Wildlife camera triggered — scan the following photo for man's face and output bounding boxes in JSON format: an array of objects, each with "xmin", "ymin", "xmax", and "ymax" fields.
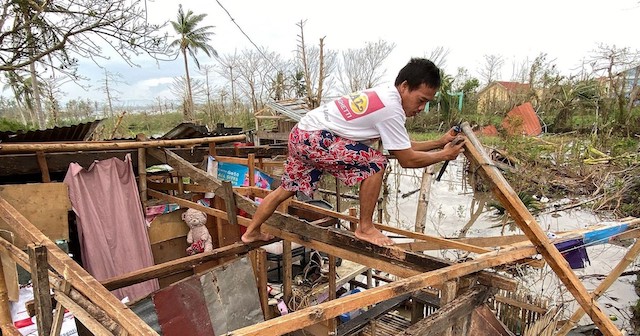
[{"xmin": 398, "ymin": 81, "xmax": 437, "ymax": 117}]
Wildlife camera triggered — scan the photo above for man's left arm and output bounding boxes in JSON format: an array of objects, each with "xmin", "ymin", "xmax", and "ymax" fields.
[{"xmin": 411, "ymin": 127, "xmax": 458, "ymax": 152}]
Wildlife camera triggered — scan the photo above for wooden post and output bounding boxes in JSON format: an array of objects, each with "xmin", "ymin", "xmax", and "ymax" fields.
[
  {"xmin": 209, "ymin": 142, "xmax": 217, "ymax": 156},
  {"xmin": 348, "ymin": 208, "xmax": 357, "ymax": 232},
  {"xmin": 328, "ymin": 254, "xmax": 337, "ymax": 333},
  {"xmin": 50, "ymin": 280, "xmax": 71, "ymax": 336},
  {"xmin": 0, "ymin": 250, "xmax": 12, "ymax": 330},
  {"xmin": 415, "ymin": 165, "xmax": 434, "ymax": 234},
  {"xmin": 556, "ymin": 238, "xmax": 640, "ymax": 335},
  {"xmin": 28, "ymin": 244, "xmax": 53, "ymax": 336},
  {"xmin": 461, "ymin": 122, "xmax": 621, "ymax": 336},
  {"xmin": 250, "ymin": 249, "xmax": 271, "ymax": 320},
  {"xmin": 138, "ymin": 147, "xmax": 148, "ymax": 204},
  {"xmin": 335, "ymin": 177, "xmax": 341, "ymax": 213},
  {"xmin": 221, "ymin": 181, "xmax": 238, "ymax": 226},
  {"xmin": 283, "ymin": 240, "xmax": 292, "ymax": 305},
  {"xmin": 248, "ymin": 154, "xmax": 256, "ymax": 187},
  {"xmin": 440, "ymin": 280, "xmax": 457, "ymax": 336},
  {"xmin": 35, "ymin": 151, "xmax": 51, "ymax": 183}
]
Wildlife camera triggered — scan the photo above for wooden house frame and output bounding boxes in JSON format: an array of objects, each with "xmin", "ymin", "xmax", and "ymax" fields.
[{"xmin": 0, "ymin": 123, "xmax": 636, "ymax": 335}]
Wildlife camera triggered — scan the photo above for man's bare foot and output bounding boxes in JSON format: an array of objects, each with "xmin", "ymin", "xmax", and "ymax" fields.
[
  {"xmin": 241, "ymin": 230, "xmax": 274, "ymax": 244},
  {"xmin": 354, "ymin": 226, "xmax": 394, "ymax": 246}
]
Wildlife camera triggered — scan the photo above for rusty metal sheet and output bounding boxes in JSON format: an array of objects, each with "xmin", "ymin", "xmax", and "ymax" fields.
[{"xmin": 153, "ymin": 275, "xmax": 215, "ymax": 336}]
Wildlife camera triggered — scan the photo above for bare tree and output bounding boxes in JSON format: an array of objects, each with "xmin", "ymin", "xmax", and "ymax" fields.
[
  {"xmin": 425, "ymin": 46, "xmax": 450, "ymax": 69},
  {"xmin": 215, "ymin": 52, "xmax": 241, "ymax": 113},
  {"xmin": 296, "ymin": 20, "xmax": 337, "ymax": 108},
  {"xmin": 478, "ymin": 54, "xmax": 504, "ymax": 84},
  {"xmin": 98, "ymin": 70, "xmax": 125, "ymax": 118},
  {"xmin": 170, "ymin": 76, "xmax": 206, "ymax": 118},
  {"xmin": 1, "ymin": 0, "xmax": 167, "ymax": 128},
  {"xmin": 0, "ymin": 0, "xmax": 166, "ymax": 72},
  {"xmin": 338, "ymin": 39, "xmax": 396, "ymax": 93},
  {"xmin": 588, "ymin": 44, "xmax": 640, "ymax": 131}
]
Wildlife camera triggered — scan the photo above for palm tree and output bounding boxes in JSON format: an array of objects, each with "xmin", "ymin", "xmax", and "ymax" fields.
[{"xmin": 170, "ymin": 5, "xmax": 218, "ymax": 122}]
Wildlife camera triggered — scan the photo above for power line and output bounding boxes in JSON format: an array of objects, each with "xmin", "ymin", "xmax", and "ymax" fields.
[{"xmin": 214, "ymin": 0, "xmax": 282, "ymax": 73}]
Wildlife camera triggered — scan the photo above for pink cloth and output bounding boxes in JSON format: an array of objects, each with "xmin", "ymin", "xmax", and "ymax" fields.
[{"xmin": 64, "ymin": 154, "xmax": 158, "ymax": 302}]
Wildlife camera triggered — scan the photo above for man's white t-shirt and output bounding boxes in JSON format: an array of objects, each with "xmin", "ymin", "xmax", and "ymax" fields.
[{"xmin": 297, "ymin": 85, "xmax": 411, "ymax": 151}]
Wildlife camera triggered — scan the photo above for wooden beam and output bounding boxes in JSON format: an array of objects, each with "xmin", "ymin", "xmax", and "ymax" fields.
[
  {"xmin": 101, "ymin": 240, "xmax": 277, "ymax": 291},
  {"xmin": 398, "ymin": 286, "xmax": 489, "ymax": 336},
  {"xmin": 461, "ymin": 122, "xmax": 621, "ymax": 336},
  {"xmin": 28, "ymin": 244, "xmax": 53, "ymax": 336},
  {"xmin": 0, "ymin": 134, "xmax": 247, "ymax": 154},
  {"xmin": 0, "ymin": 197, "xmax": 157, "ymax": 335},
  {"xmin": 556, "ymin": 238, "xmax": 640, "ymax": 336},
  {"xmin": 221, "ymin": 245, "xmax": 536, "ymax": 336},
  {"xmin": 289, "ymin": 200, "xmax": 491, "ymax": 254}
]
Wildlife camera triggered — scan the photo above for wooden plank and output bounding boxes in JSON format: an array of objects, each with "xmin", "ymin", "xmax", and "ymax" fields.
[
  {"xmin": 556, "ymin": 238, "xmax": 640, "ymax": 335},
  {"xmin": 399, "ymin": 286, "xmax": 489, "ymax": 336},
  {"xmin": 254, "ymin": 249, "xmax": 270, "ymax": 320},
  {"xmin": 461, "ymin": 122, "xmax": 621, "ymax": 336},
  {"xmin": 102, "ymin": 239, "xmax": 276, "ymax": 291},
  {"xmin": 138, "ymin": 147, "xmax": 148, "ymax": 204},
  {"xmin": 0, "ymin": 197, "xmax": 157, "ymax": 335},
  {"xmin": 0, "ymin": 183, "xmax": 70, "ymax": 249},
  {"xmin": 28, "ymin": 244, "xmax": 53, "ymax": 336},
  {"xmin": 221, "ymin": 245, "xmax": 536, "ymax": 336},
  {"xmin": 440, "ymin": 280, "xmax": 457, "ymax": 336}
]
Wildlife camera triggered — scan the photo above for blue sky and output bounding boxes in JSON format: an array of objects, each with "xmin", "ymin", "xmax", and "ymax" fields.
[{"xmin": 50, "ymin": 0, "xmax": 640, "ymax": 105}]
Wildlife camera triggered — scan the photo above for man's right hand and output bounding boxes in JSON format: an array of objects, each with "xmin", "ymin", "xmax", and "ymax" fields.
[{"xmin": 442, "ymin": 136, "xmax": 465, "ymax": 160}]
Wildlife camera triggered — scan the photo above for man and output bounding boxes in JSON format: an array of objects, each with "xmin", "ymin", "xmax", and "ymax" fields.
[{"xmin": 241, "ymin": 58, "xmax": 465, "ymax": 246}]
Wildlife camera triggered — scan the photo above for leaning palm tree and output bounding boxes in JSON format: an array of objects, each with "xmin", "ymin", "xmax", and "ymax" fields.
[{"xmin": 169, "ymin": 4, "xmax": 218, "ymax": 122}]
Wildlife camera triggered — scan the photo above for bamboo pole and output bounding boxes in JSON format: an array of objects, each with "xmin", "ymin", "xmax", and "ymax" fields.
[
  {"xmin": 0, "ymin": 134, "xmax": 247, "ymax": 154},
  {"xmin": 556, "ymin": 238, "xmax": 640, "ymax": 335}
]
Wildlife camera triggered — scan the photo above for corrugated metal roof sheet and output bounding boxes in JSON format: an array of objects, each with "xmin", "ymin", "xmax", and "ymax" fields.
[
  {"xmin": 502, "ymin": 102, "xmax": 542, "ymax": 136},
  {"xmin": 265, "ymin": 100, "xmax": 310, "ymax": 122},
  {"xmin": 160, "ymin": 122, "xmax": 243, "ymax": 140},
  {"xmin": 0, "ymin": 120, "xmax": 102, "ymax": 143}
]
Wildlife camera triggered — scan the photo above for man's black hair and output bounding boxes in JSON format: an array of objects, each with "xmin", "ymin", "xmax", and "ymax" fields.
[{"xmin": 394, "ymin": 58, "xmax": 441, "ymax": 91}]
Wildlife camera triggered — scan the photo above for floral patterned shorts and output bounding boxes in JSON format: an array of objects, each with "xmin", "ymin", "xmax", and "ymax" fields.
[{"xmin": 281, "ymin": 125, "xmax": 388, "ymax": 197}]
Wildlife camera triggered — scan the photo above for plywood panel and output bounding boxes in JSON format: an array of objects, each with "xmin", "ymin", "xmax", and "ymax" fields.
[
  {"xmin": 0, "ymin": 183, "xmax": 70, "ymax": 249},
  {"xmin": 147, "ymin": 210, "xmax": 189, "ymax": 244},
  {"xmin": 150, "ymin": 237, "xmax": 191, "ymax": 288}
]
